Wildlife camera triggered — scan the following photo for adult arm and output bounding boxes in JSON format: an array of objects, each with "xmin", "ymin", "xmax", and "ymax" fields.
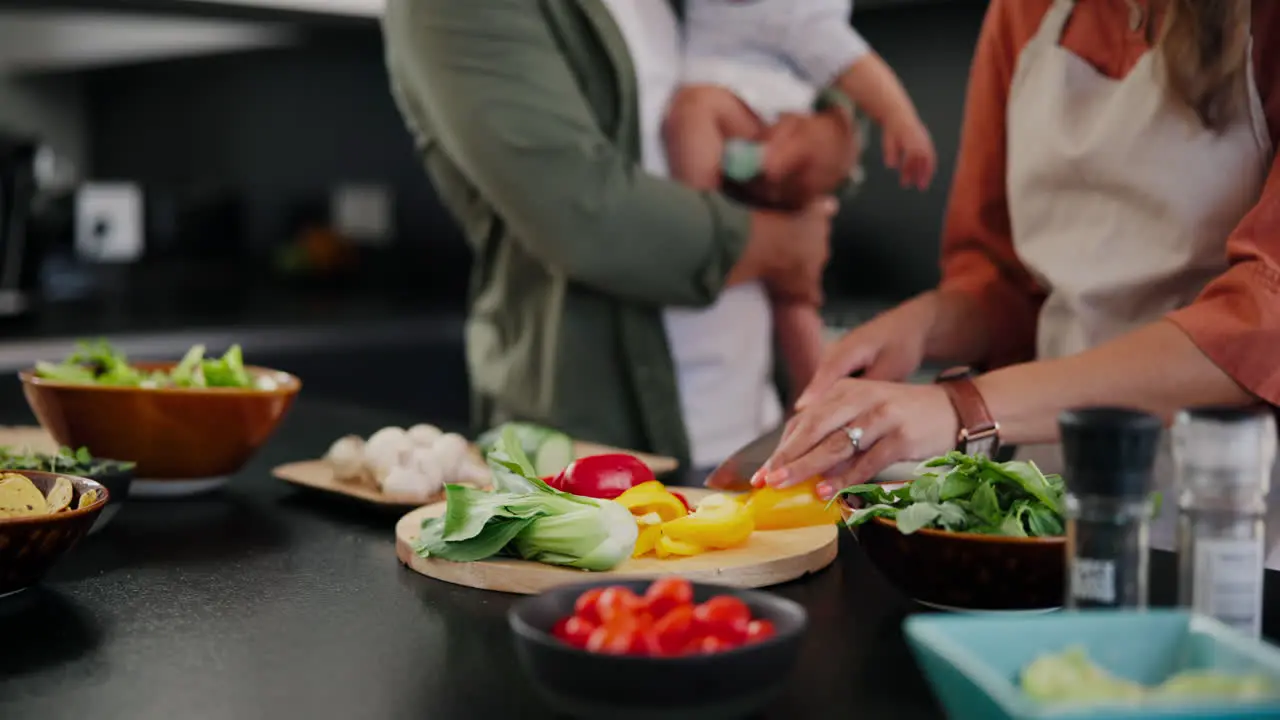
[
  {"xmin": 932, "ymin": 0, "xmax": 1047, "ymax": 370},
  {"xmin": 383, "ymin": 0, "xmax": 750, "ymax": 308},
  {"xmin": 973, "ymin": 1, "xmax": 1280, "ymax": 443}
]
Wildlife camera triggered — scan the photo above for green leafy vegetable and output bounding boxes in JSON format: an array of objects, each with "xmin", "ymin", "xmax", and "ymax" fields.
[
  {"xmin": 840, "ymin": 452, "xmax": 1067, "ymax": 537},
  {"xmin": 0, "ymin": 445, "xmax": 133, "ymax": 476},
  {"xmin": 35, "ymin": 339, "xmax": 266, "ymax": 390},
  {"xmin": 414, "ymin": 427, "xmax": 637, "ymax": 571},
  {"xmin": 476, "ymin": 422, "xmax": 575, "ymax": 477}
]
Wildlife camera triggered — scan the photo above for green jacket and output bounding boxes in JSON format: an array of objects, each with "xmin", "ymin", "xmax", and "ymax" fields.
[{"xmin": 383, "ymin": 0, "xmax": 856, "ymax": 468}]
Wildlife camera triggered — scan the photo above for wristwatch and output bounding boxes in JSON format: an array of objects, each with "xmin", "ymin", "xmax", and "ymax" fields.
[{"xmin": 935, "ymin": 366, "xmax": 1001, "ymax": 458}]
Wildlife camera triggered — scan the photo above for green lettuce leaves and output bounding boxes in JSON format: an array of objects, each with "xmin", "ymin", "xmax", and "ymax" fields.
[{"xmin": 841, "ymin": 452, "xmax": 1066, "ymax": 537}]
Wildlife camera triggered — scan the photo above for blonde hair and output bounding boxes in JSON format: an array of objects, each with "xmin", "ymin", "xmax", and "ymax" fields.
[{"xmin": 1160, "ymin": 0, "xmax": 1251, "ymax": 132}]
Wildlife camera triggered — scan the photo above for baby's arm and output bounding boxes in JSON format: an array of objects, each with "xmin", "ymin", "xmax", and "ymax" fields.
[
  {"xmin": 774, "ymin": 301, "xmax": 827, "ymax": 404},
  {"xmin": 833, "ymin": 54, "xmax": 917, "ymax": 135},
  {"xmin": 663, "ymin": 87, "xmax": 766, "ymax": 191},
  {"xmin": 781, "ymin": 0, "xmax": 936, "ymax": 189}
]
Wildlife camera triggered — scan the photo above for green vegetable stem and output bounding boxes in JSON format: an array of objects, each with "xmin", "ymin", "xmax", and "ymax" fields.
[{"xmin": 413, "ymin": 427, "xmax": 637, "ymax": 571}]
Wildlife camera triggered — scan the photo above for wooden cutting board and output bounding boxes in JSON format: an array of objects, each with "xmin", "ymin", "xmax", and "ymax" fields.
[
  {"xmin": 275, "ymin": 440, "xmax": 680, "ymax": 510},
  {"xmin": 394, "ymin": 488, "xmax": 839, "ymax": 594}
]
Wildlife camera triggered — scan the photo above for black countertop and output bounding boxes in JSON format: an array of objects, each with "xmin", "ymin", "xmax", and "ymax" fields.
[{"xmin": 3, "ymin": 396, "xmax": 1279, "ymax": 720}]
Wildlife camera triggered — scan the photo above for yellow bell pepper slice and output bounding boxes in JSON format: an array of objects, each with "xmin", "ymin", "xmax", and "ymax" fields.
[
  {"xmin": 660, "ymin": 495, "xmax": 755, "ymax": 550},
  {"xmin": 633, "ymin": 523, "xmax": 664, "ymax": 558},
  {"xmin": 745, "ymin": 477, "xmax": 842, "ymax": 530},
  {"xmin": 615, "ymin": 481, "xmax": 688, "ymax": 523},
  {"xmin": 655, "ymin": 534, "xmax": 705, "ymax": 558}
]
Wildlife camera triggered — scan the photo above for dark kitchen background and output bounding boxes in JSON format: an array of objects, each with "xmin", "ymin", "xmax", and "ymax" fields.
[{"xmin": 0, "ymin": 0, "xmax": 988, "ymax": 424}]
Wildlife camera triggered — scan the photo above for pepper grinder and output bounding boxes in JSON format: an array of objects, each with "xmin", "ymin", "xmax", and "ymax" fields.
[{"xmin": 1060, "ymin": 407, "xmax": 1162, "ymax": 610}]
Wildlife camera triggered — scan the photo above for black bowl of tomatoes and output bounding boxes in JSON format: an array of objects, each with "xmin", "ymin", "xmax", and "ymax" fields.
[{"xmin": 508, "ymin": 577, "xmax": 807, "ymax": 720}]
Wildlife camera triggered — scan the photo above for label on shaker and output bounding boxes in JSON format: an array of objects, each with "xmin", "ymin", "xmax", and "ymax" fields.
[
  {"xmin": 1193, "ymin": 538, "xmax": 1264, "ymax": 636},
  {"xmin": 1072, "ymin": 557, "xmax": 1117, "ymax": 606}
]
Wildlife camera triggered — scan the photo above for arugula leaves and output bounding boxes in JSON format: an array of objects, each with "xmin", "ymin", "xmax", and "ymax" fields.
[{"xmin": 840, "ymin": 452, "xmax": 1067, "ymax": 538}]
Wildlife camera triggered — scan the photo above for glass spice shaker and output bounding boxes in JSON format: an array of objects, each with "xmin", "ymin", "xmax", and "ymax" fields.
[
  {"xmin": 1173, "ymin": 407, "xmax": 1277, "ymax": 637},
  {"xmin": 1060, "ymin": 407, "xmax": 1162, "ymax": 610}
]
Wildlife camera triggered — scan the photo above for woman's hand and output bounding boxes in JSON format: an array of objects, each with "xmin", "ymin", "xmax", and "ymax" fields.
[
  {"xmin": 795, "ymin": 293, "xmax": 939, "ymax": 410},
  {"xmin": 758, "ymin": 379, "xmax": 959, "ymax": 500}
]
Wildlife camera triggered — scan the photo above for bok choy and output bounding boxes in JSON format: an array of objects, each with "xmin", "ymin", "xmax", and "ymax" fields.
[{"xmin": 413, "ymin": 428, "xmax": 638, "ymax": 571}]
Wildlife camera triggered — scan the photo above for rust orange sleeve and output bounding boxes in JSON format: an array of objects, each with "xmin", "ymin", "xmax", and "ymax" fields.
[{"xmin": 937, "ymin": 0, "xmax": 1051, "ymax": 370}]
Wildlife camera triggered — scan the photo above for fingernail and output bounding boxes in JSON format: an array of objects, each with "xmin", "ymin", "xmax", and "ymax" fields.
[
  {"xmin": 750, "ymin": 473, "xmax": 765, "ymax": 488},
  {"xmin": 816, "ymin": 483, "xmax": 834, "ymax": 500},
  {"xmin": 767, "ymin": 468, "xmax": 790, "ymax": 486}
]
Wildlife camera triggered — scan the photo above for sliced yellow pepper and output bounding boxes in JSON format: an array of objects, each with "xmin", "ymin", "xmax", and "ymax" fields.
[
  {"xmin": 745, "ymin": 477, "xmax": 842, "ymax": 530},
  {"xmin": 633, "ymin": 524, "xmax": 663, "ymax": 558},
  {"xmin": 615, "ymin": 481, "xmax": 688, "ymax": 523},
  {"xmin": 660, "ymin": 494, "xmax": 755, "ymax": 550},
  {"xmin": 655, "ymin": 534, "xmax": 705, "ymax": 558}
]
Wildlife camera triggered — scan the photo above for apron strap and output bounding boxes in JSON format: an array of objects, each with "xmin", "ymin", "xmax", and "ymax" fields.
[{"xmin": 1039, "ymin": 0, "xmax": 1077, "ymax": 48}]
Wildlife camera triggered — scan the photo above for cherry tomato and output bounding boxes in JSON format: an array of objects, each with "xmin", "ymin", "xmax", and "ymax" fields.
[
  {"xmin": 693, "ymin": 596, "xmax": 751, "ymax": 644},
  {"xmin": 648, "ymin": 604, "xmax": 696, "ymax": 656},
  {"xmin": 644, "ymin": 577, "xmax": 694, "ymax": 619},
  {"xmin": 574, "ymin": 588, "xmax": 606, "ymax": 625},
  {"xmin": 629, "ymin": 613, "xmax": 656, "ymax": 655},
  {"xmin": 553, "ymin": 615, "xmax": 598, "ymax": 649},
  {"xmin": 586, "ymin": 617, "xmax": 637, "ymax": 655},
  {"xmin": 691, "ymin": 635, "xmax": 734, "ymax": 655},
  {"xmin": 745, "ymin": 619, "xmax": 775, "ymax": 644},
  {"xmin": 596, "ymin": 586, "xmax": 642, "ymax": 624}
]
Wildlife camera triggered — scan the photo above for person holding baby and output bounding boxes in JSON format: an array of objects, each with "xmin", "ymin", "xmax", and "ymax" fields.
[{"xmin": 382, "ymin": 0, "xmax": 931, "ymax": 479}]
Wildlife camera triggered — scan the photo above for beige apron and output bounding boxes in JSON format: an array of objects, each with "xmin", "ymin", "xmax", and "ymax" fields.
[{"xmin": 1003, "ymin": 0, "xmax": 1275, "ymax": 551}]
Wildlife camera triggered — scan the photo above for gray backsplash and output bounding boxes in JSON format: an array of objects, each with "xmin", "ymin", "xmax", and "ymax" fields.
[{"xmin": 72, "ymin": 1, "xmax": 988, "ymax": 303}]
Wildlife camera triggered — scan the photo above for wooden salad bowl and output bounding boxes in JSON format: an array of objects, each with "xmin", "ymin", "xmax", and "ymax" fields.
[
  {"xmin": 856, "ymin": 517, "xmax": 1066, "ymax": 612},
  {"xmin": 847, "ymin": 480, "xmax": 1067, "ymax": 612},
  {"xmin": 21, "ymin": 362, "xmax": 300, "ymax": 480}
]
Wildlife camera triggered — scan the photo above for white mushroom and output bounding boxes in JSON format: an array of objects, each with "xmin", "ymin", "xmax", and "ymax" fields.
[
  {"xmin": 407, "ymin": 447, "xmax": 446, "ymax": 489},
  {"xmin": 407, "ymin": 424, "xmax": 444, "ymax": 448},
  {"xmin": 431, "ymin": 433, "xmax": 471, "ymax": 481},
  {"xmin": 456, "ymin": 457, "xmax": 492, "ymax": 487},
  {"xmin": 325, "ymin": 435, "xmax": 367, "ymax": 482},
  {"xmin": 379, "ymin": 466, "xmax": 443, "ymax": 503},
  {"xmin": 364, "ymin": 427, "xmax": 413, "ymax": 476}
]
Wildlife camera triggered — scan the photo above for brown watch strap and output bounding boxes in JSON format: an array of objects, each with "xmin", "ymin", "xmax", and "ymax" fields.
[{"xmin": 936, "ymin": 367, "xmax": 1000, "ymax": 458}]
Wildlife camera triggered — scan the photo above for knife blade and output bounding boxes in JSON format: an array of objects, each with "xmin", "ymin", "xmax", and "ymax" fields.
[{"xmin": 703, "ymin": 424, "xmax": 786, "ymax": 491}]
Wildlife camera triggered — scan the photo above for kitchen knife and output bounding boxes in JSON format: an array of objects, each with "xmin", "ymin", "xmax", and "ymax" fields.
[{"xmin": 704, "ymin": 424, "xmax": 786, "ymax": 491}]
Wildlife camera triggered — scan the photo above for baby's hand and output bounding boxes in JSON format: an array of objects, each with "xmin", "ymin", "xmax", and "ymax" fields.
[{"xmin": 882, "ymin": 114, "xmax": 936, "ymax": 191}]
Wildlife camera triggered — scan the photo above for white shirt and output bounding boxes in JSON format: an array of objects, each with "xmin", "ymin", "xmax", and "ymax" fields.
[
  {"xmin": 598, "ymin": 0, "xmax": 782, "ymax": 469},
  {"xmin": 683, "ymin": 0, "xmax": 870, "ymax": 123}
]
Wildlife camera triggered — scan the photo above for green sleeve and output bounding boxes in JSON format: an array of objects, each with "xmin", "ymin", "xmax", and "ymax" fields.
[{"xmin": 383, "ymin": 0, "xmax": 752, "ymax": 308}]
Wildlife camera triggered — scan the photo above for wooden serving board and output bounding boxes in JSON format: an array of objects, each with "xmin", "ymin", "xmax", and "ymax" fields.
[
  {"xmin": 394, "ymin": 488, "xmax": 839, "ymax": 594},
  {"xmin": 275, "ymin": 440, "xmax": 680, "ymax": 510}
]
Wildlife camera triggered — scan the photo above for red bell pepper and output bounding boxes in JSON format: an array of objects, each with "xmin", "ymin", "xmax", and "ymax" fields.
[{"xmin": 555, "ymin": 454, "xmax": 656, "ymax": 499}]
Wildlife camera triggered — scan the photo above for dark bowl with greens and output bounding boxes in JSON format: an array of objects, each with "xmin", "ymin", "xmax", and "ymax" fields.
[
  {"xmin": 0, "ymin": 446, "xmax": 134, "ymax": 533},
  {"xmin": 841, "ymin": 452, "xmax": 1067, "ymax": 613}
]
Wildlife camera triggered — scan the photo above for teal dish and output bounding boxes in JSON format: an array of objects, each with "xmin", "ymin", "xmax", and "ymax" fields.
[{"xmin": 905, "ymin": 610, "xmax": 1280, "ymax": 719}]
